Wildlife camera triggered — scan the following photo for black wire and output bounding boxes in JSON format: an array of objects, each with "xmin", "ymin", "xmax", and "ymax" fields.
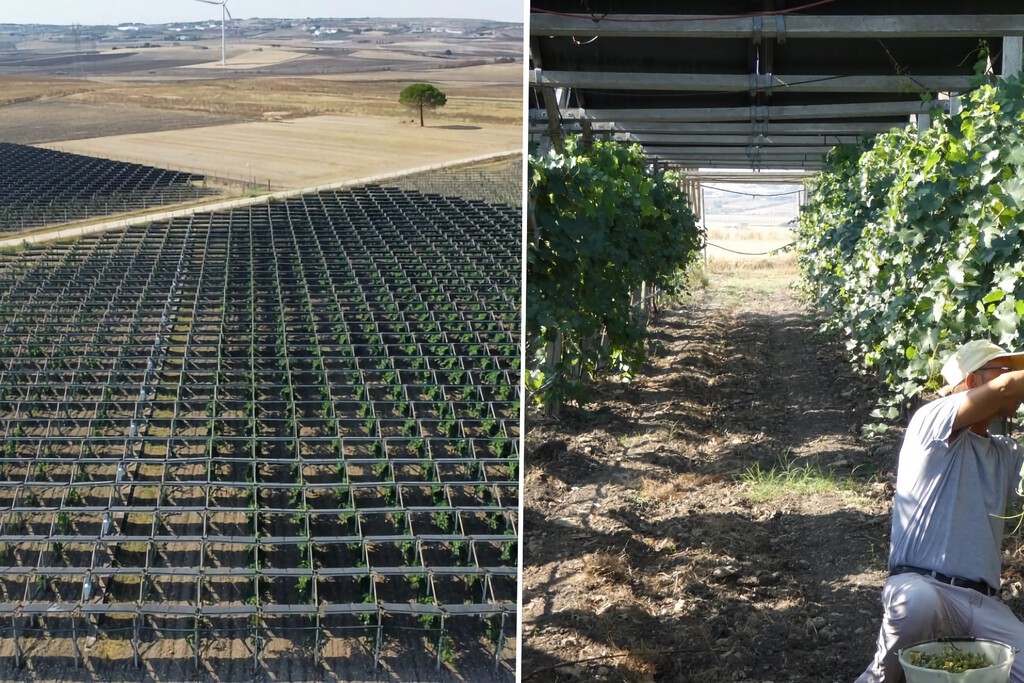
[
  {"xmin": 876, "ymin": 39, "xmax": 931, "ymax": 92},
  {"xmin": 705, "ymin": 240, "xmax": 796, "ymax": 256},
  {"xmin": 704, "ymin": 185, "xmax": 804, "ymax": 197}
]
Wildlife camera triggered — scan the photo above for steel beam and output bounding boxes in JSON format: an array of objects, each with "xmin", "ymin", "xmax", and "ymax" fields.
[{"xmin": 531, "ymin": 13, "xmax": 1024, "ymax": 39}]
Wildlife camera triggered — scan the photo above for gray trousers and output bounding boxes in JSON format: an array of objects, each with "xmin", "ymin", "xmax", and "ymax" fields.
[{"xmin": 857, "ymin": 572, "xmax": 1024, "ymax": 682}]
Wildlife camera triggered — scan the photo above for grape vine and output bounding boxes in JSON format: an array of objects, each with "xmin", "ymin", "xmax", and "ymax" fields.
[
  {"xmin": 527, "ymin": 136, "xmax": 704, "ymax": 407},
  {"xmin": 797, "ymin": 75, "xmax": 1024, "ymax": 417}
]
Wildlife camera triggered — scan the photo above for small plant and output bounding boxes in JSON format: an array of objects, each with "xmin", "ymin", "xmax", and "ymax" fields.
[
  {"xmin": 486, "ymin": 511, "xmax": 501, "ymax": 530},
  {"xmin": 296, "ymin": 574, "xmax": 313, "ymax": 604},
  {"xmin": 485, "ymin": 615, "xmax": 503, "ymax": 644},
  {"xmin": 429, "ymin": 484, "xmax": 445, "ymax": 505},
  {"xmin": 431, "ymin": 510, "xmax": 452, "ymax": 533},
  {"xmin": 451, "ymin": 540, "xmax": 468, "ymax": 565},
  {"xmin": 440, "ymin": 419, "xmax": 457, "ymax": 438},
  {"xmin": 417, "ymin": 596, "xmax": 437, "ymax": 629},
  {"xmin": 50, "ymin": 541, "xmax": 65, "ymax": 560},
  {"xmin": 501, "ymin": 540, "xmax": 516, "ymax": 562},
  {"xmin": 439, "ymin": 634, "xmax": 455, "ymax": 666},
  {"xmin": 401, "ymin": 541, "xmax": 416, "ymax": 566}
]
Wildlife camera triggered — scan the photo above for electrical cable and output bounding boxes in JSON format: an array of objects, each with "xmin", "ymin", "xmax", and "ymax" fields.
[
  {"xmin": 876, "ymin": 39, "xmax": 931, "ymax": 93},
  {"xmin": 704, "ymin": 240, "xmax": 796, "ymax": 256},
  {"xmin": 704, "ymin": 185, "xmax": 804, "ymax": 197}
]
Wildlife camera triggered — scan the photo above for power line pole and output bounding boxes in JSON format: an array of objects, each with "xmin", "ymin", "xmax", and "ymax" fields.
[{"xmin": 71, "ymin": 22, "xmax": 82, "ymax": 79}]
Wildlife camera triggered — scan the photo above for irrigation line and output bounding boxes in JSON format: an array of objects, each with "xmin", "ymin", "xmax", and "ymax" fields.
[
  {"xmin": 705, "ymin": 240, "xmax": 796, "ymax": 256},
  {"xmin": 522, "ymin": 647, "xmax": 708, "ymax": 680}
]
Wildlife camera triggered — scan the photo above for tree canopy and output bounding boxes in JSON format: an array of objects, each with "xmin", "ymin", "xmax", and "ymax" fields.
[{"xmin": 399, "ymin": 83, "xmax": 447, "ymax": 127}]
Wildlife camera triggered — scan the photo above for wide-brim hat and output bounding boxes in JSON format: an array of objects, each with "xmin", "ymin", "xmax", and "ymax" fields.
[{"xmin": 939, "ymin": 339, "xmax": 1024, "ymax": 395}]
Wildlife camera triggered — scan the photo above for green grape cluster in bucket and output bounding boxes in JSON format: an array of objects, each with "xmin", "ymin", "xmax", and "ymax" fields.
[{"xmin": 908, "ymin": 645, "xmax": 994, "ymax": 673}]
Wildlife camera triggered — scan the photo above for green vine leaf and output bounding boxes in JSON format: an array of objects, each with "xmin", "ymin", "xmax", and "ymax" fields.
[
  {"xmin": 527, "ymin": 137, "xmax": 704, "ymax": 408},
  {"xmin": 796, "ymin": 73, "xmax": 1024, "ymax": 413}
]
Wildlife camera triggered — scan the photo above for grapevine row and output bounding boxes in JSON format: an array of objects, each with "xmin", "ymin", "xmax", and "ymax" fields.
[
  {"xmin": 797, "ymin": 74, "xmax": 1024, "ymax": 415},
  {"xmin": 527, "ymin": 137, "xmax": 704, "ymax": 408}
]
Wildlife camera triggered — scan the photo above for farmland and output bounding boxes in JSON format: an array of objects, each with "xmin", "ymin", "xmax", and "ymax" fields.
[
  {"xmin": 43, "ymin": 114, "xmax": 522, "ymax": 191},
  {"xmin": 0, "ymin": 181, "xmax": 520, "ymax": 681},
  {"xmin": 0, "ymin": 143, "xmax": 218, "ymax": 232},
  {"xmin": 0, "ymin": 14, "xmax": 523, "ymax": 682}
]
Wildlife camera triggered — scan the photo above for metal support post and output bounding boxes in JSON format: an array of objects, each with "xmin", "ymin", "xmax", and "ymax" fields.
[
  {"xmin": 435, "ymin": 614, "xmax": 447, "ymax": 671},
  {"xmin": 1003, "ymin": 36, "xmax": 1023, "ymax": 78},
  {"xmin": 72, "ymin": 618, "xmax": 81, "ymax": 668},
  {"xmin": 132, "ymin": 615, "xmax": 140, "ymax": 668}
]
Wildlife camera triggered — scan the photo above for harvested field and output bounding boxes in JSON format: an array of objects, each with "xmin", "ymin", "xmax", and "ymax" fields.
[
  {"xmin": 0, "ymin": 102, "xmax": 243, "ymax": 147},
  {"xmin": 0, "ymin": 76, "xmax": 99, "ymax": 107},
  {"xmin": 42, "ymin": 115, "xmax": 521, "ymax": 189},
  {"xmin": 63, "ymin": 66, "xmax": 522, "ymax": 123},
  {"xmin": 182, "ymin": 48, "xmax": 310, "ymax": 70}
]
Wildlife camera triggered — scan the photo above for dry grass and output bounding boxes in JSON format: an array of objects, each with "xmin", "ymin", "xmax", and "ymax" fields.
[
  {"xmin": 708, "ymin": 254, "xmax": 797, "ymax": 275},
  {"xmin": 584, "ymin": 551, "xmax": 632, "ymax": 584},
  {"xmin": 630, "ymin": 477, "xmax": 679, "ymax": 506},
  {"xmin": 0, "ymin": 76, "xmax": 99, "ymax": 106},
  {"xmin": 61, "ymin": 69, "xmax": 521, "ymax": 126},
  {"xmin": 685, "ymin": 225, "xmax": 801, "ymax": 308},
  {"xmin": 703, "ymin": 225, "xmax": 798, "ymax": 276},
  {"xmin": 706, "ymin": 225, "xmax": 795, "ymax": 243}
]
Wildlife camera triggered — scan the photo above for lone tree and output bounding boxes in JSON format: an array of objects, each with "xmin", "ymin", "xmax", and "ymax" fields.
[{"xmin": 399, "ymin": 83, "xmax": 447, "ymax": 127}]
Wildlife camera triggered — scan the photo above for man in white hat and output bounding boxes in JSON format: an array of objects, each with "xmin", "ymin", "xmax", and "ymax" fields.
[{"xmin": 857, "ymin": 339, "xmax": 1024, "ymax": 682}]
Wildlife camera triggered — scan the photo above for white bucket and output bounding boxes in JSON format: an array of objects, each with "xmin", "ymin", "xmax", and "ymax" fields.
[{"xmin": 899, "ymin": 639, "xmax": 1015, "ymax": 682}]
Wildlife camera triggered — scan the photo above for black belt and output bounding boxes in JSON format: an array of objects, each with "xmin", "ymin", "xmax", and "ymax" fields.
[{"xmin": 890, "ymin": 565, "xmax": 998, "ymax": 597}]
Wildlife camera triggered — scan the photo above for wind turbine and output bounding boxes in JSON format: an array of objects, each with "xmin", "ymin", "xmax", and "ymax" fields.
[{"xmin": 194, "ymin": 0, "xmax": 232, "ymax": 67}]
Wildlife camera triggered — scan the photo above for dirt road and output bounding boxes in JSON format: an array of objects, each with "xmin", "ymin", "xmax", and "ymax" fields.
[{"xmin": 522, "ymin": 255, "xmax": 915, "ymax": 682}]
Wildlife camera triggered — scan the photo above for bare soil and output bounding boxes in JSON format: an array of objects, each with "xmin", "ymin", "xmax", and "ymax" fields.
[
  {"xmin": 521, "ymin": 257, "xmax": 1024, "ymax": 682},
  {"xmin": 0, "ymin": 101, "xmax": 244, "ymax": 145}
]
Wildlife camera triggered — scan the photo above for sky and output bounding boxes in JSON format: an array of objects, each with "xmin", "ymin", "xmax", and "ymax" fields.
[{"xmin": 0, "ymin": 1, "xmax": 524, "ymax": 26}]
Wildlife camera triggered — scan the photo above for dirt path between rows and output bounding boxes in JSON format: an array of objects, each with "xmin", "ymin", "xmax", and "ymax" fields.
[{"xmin": 521, "ymin": 265, "xmax": 1024, "ymax": 682}]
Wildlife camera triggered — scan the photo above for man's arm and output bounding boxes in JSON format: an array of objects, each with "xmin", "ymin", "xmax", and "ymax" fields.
[{"xmin": 952, "ymin": 369, "xmax": 1024, "ymax": 432}]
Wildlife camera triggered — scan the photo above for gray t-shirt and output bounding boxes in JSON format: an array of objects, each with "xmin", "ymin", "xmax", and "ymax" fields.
[{"xmin": 888, "ymin": 392, "xmax": 1024, "ymax": 589}]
